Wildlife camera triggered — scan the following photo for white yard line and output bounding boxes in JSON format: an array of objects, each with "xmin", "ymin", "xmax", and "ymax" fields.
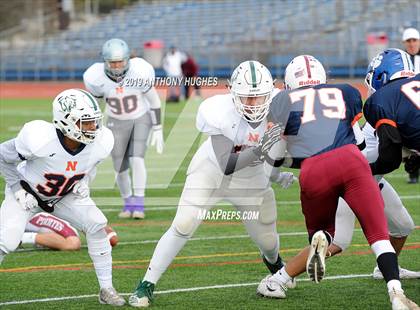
[
  {"xmin": 16, "ymin": 230, "xmax": 362, "ymax": 252},
  {"xmin": 96, "ymin": 195, "xmax": 419, "ymax": 209},
  {"xmin": 0, "ymin": 273, "xmax": 372, "ymax": 306}
]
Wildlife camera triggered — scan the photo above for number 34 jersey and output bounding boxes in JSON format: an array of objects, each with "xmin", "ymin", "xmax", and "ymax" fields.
[
  {"xmin": 83, "ymin": 57, "xmax": 155, "ymax": 121},
  {"xmin": 15, "ymin": 120, "xmax": 114, "ymax": 200}
]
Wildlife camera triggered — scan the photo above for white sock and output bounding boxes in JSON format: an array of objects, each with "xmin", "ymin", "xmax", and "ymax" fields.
[
  {"xmin": 116, "ymin": 169, "xmax": 132, "ymax": 199},
  {"xmin": 387, "ymin": 279, "xmax": 403, "ymax": 293},
  {"xmin": 130, "ymin": 157, "xmax": 146, "ymax": 197},
  {"xmin": 144, "ymin": 226, "xmax": 189, "ymax": 284},
  {"xmin": 21, "ymin": 232, "xmax": 37, "ymax": 245},
  {"xmin": 87, "ymin": 229, "xmax": 113, "ymax": 289},
  {"xmin": 273, "ymin": 266, "xmax": 292, "ymax": 284}
]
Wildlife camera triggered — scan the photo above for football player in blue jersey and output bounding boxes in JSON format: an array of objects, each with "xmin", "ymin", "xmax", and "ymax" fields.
[{"xmin": 364, "ymin": 48, "xmax": 419, "ymax": 176}]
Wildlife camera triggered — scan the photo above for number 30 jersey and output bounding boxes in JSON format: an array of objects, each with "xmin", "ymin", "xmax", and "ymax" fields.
[
  {"xmin": 14, "ymin": 120, "xmax": 114, "ymax": 200},
  {"xmin": 83, "ymin": 57, "xmax": 155, "ymax": 120}
]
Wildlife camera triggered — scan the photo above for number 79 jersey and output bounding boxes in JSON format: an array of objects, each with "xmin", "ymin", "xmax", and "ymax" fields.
[
  {"xmin": 268, "ymin": 83, "xmax": 363, "ymax": 163},
  {"xmin": 14, "ymin": 120, "xmax": 114, "ymax": 201},
  {"xmin": 83, "ymin": 57, "xmax": 155, "ymax": 120},
  {"xmin": 363, "ymin": 74, "xmax": 420, "ymax": 152}
]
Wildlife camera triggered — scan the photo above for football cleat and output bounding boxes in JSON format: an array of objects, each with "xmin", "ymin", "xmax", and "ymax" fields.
[
  {"xmin": 98, "ymin": 287, "xmax": 125, "ymax": 306},
  {"xmin": 373, "ymin": 266, "xmax": 420, "ymax": 280},
  {"xmin": 257, "ymin": 275, "xmax": 287, "ymax": 299},
  {"xmin": 129, "ymin": 280, "xmax": 155, "ymax": 308},
  {"xmin": 306, "ymin": 230, "xmax": 328, "ymax": 283},
  {"xmin": 389, "ymin": 289, "xmax": 420, "ymax": 310},
  {"xmin": 131, "ymin": 196, "xmax": 145, "ymax": 219},
  {"xmin": 132, "ymin": 210, "xmax": 145, "ymax": 219},
  {"xmin": 118, "ymin": 210, "xmax": 132, "ymax": 218}
]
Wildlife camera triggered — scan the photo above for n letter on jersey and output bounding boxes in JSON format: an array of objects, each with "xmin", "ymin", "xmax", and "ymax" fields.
[
  {"xmin": 66, "ymin": 161, "xmax": 78, "ymax": 171},
  {"xmin": 248, "ymin": 133, "xmax": 260, "ymax": 143}
]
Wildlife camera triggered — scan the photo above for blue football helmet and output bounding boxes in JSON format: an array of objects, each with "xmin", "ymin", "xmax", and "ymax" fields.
[
  {"xmin": 365, "ymin": 48, "xmax": 415, "ymax": 95},
  {"xmin": 102, "ymin": 38, "xmax": 130, "ymax": 80}
]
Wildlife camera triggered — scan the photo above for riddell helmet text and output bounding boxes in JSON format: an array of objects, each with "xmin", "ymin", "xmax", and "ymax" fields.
[{"xmin": 299, "ymin": 80, "xmax": 321, "ymax": 86}]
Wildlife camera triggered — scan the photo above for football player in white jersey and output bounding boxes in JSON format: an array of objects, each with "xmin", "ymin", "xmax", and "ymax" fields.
[
  {"xmin": 128, "ymin": 61, "xmax": 295, "ymax": 308},
  {"xmin": 0, "ymin": 89, "xmax": 125, "ymax": 306},
  {"xmin": 84, "ymin": 38, "xmax": 163, "ymax": 219}
]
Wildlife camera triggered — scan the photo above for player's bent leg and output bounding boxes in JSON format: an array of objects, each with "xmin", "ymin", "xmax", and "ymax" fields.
[
  {"xmin": 53, "ymin": 195, "xmax": 125, "ymax": 306},
  {"xmin": 129, "ymin": 205, "xmax": 206, "ymax": 308},
  {"xmin": 372, "ymin": 179, "xmax": 419, "ymax": 280},
  {"xmin": 331, "ymin": 198, "xmax": 356, "ymax": 255},
  {"xmin": 341, "ymin": 154, "xmax": 417, "ymax": 309},
  {"xmin": 0, "ymin": 188, "xmax": 34, "ymax": 263}
]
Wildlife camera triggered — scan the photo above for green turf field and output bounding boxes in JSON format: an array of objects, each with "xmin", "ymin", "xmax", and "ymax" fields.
[{"xmin": 0, "ymin": 98, "xmax": 419, "ymax": 309}]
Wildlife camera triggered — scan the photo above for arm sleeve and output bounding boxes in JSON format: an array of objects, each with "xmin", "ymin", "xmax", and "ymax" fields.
[
  {"xmin": 267, "ymin": 91, "xmax": 290, "ymax": 127},
  {"xmin": 144, "ymin": 87, "xmax": 162, "ymax": 125},
  {"xmin": 369, "ymin": 124, "xmax": 403, "ymax": 175},
  {"xmin": 211, "ymin": 135, "xmax": 260, "ymax": 175},
  {"xmin": 0, "ymin": 139, "xmax": 25, "ymax": 192}
]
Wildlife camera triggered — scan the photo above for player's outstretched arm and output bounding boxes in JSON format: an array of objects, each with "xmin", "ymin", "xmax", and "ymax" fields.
[{"xmin": 211, "ymin": 135, "xmax": 261, "ymax": 175}]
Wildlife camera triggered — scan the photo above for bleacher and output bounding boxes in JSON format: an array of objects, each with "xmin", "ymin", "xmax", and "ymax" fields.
[{"xmin": 0, "ymin": 0, "xmax": 419, "ymax": 80}]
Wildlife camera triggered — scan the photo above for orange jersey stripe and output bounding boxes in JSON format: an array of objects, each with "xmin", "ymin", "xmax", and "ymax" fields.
[
  {"xmin": 375, "ymin": 118, "xmax": 397, "ymax": 129},
  {"xmin": 351, "ymin": 112, "xmax": 363, "ymax": 126}
]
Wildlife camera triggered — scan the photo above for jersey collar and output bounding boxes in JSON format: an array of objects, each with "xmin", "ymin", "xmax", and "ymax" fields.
[{"xmin": 56, "ymin": 129, "xmax": 86, "ymax": 156}]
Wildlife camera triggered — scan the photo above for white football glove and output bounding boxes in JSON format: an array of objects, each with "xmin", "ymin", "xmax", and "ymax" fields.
[
  {"xmin": 72, "ymin": 180, "xmax": 90, "ymax": 198},
  {"xmin": 271, "ymin": 171, "xmax": 294, "ymax": 189},
  {"xmin": 149, "ymin": 125, "xmax": 164, "ymax": 154},
  {"xmin": 14, "ymin": 189, "xmax": 38, "ymax": 211}
]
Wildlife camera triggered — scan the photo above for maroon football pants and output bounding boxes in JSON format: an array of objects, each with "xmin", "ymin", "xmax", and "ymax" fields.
[{"xmin": 299, "ymin": 144, "xmax": 389, "ymax": 245}]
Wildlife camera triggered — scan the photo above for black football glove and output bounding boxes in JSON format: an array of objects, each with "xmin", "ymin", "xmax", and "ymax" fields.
[{"xmin": 404, "ymin": 154, "xmax": 420, "ymax": 174}]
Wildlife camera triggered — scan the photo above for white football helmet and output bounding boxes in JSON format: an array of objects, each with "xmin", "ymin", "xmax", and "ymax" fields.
[
  {"xmin": 102, "ymin": 38, "xmax": 130, "ymax": 80},
  {"xmin": 229, "ymin": 60, "xmax": 274, "ymax": 123},
  {"xmin": 284, "ymin": 55, "xmax": 326, "ymax": 90},
  {"xmin": 52, "ymin": 89, "xmax": 103, "ymax": 144}
]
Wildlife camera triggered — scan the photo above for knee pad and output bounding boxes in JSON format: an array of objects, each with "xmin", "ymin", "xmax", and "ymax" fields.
[
  {"xmin": 388, "ymin": 209, "xmax": 415, "ymax": 238},
  {"xmin": 258, "ymin": 189, "xmax": 277, "ymax": 225},
  {"xmin": 84, "ymin": 207, "xmax": 108, "ymax": 235},
  {"xmin": 172, "ymin": 206, "xmax": 203, "ymax": 238},
  {"xmin": 382, "ymin": 180, "xmax": 415, "ymax": 237},
  {"xmin": 0, "ymin": 237, "xmax": 20, "ymax": 254},
  {"xmin": 256, "ymin": 232, "xmax": 279, "ymax": 253}
]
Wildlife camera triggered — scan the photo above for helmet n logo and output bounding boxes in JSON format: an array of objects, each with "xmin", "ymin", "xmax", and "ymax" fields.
[{"xmin": 66, "ymin": 161, "xmax": 78, "ymax": 171}]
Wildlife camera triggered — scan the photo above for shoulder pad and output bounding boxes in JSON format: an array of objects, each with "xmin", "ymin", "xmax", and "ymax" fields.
[
  {"xmin": 94, "ymin": 127, "xmax": 114, "ymax": 159},
  {"xmin": 15, "ymin": 121, "xmax": 57, "ymax": 158}
]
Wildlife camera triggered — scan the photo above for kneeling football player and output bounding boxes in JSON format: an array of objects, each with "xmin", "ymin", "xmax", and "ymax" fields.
[{"xmin": 0, "ymin": 89, "xmax": 125, "ymax": 306}]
